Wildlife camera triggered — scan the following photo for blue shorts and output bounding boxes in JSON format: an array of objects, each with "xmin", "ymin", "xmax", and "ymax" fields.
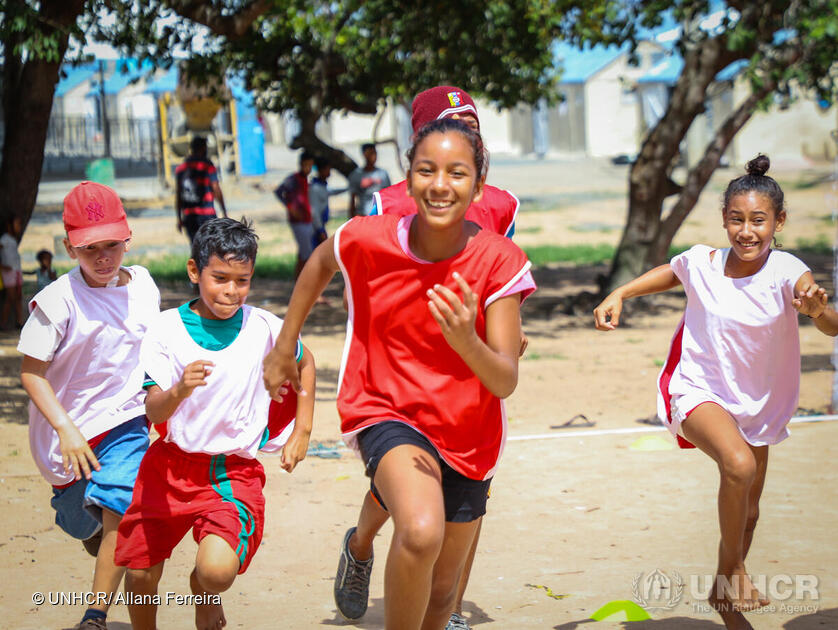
[{"xmin": 50, "ymin": 416, "xmax": 149, "ymax": 540}]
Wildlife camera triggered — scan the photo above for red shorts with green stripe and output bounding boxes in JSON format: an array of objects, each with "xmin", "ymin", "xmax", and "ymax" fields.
[{"xmin": 115, "ymin": 439, "xmax": 265, "ymax": 574}]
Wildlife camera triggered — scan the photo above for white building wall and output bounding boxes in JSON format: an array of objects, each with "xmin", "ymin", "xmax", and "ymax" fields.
[
  {"xmin": 325, "ymin": 98, "xmax": 520, "ymax": 160},
  {"xmin": 585, "ymin": 42, "xmax": 664, "ymax": 158},
  {"xmin": 61, "ymin": 82, "xmax": 95, "ymax": 117},
  {"xmin": 731, "ymin": 80, "xmax": 836, "ymax": 164}
]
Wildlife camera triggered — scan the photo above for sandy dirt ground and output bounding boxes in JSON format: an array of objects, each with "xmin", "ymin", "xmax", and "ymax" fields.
[{"xmin": 2, "ymin": 158, "xmax": 837, "ymax": 629}]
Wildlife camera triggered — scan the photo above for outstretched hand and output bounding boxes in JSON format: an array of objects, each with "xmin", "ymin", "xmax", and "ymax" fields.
[
  {"xmin": 263, "ymin": 347, "xmax": 302, "ymax": 401},
  {"xmin": 593, "ymin": 292, "xmax": 624, "ymax": 331},
  {"xmin": 793, "ymin": 280, "xmax": 828, "ymax": 318},
  {"xmin": 279, "ymin": 429, "xmax": 310, "ymax": 473},
  {"xmin": 427, "ymin": 272, "xmax": 479, "ymax": 355}
]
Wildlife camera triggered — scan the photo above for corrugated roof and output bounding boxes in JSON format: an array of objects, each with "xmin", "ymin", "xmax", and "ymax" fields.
[
  {"xmin": 637, "ymin": 54, "xmax": 747, "ymax": 85},
  {"xmin": 554, "ymin": 41, "xmax": 628, "ymax": 84},
  {"xmin": 55, "ymin": 63, "xmax": 97, "ymax": 96},
  {"xmin": 143, "ymin": 65, "xmax": 178, "ymax": 95}
]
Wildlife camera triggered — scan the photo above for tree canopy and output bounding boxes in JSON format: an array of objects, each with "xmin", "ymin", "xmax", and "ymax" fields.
[
  {"xmin": 558, "ymin": 0, "xmax": 838, "ymax": 291},
  {"xmin": 1, "ymin": 0, "xmax": 565, "ymax": 232},
  {"xmin": 100, "ymin": 0, "xmax": 565, "ymax": 173}
]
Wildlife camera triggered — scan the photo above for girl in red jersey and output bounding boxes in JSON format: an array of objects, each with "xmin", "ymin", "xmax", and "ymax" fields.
[{"xmin": 264, "ymin": 117, "xmax": 535, "ymax": 629}]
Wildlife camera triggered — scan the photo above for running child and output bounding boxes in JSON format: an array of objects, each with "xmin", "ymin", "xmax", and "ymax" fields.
[
  {"xmin": 19, "ymin": 182, "xmax": 160, "ymax": 630},
  {"xmin": 115, "ymin": 217, "xmax": 315, "ymax": 630},
  {"xmin": 341, "ymin": 85, "xmax": 523, "ymax": 630},
  {"xmin": 593, "ymin": 155, "xmax": 838, "ymax": 630},
  {"xmin": 264, "ymin": 117, "xmax": 535, "ymax": 630}
]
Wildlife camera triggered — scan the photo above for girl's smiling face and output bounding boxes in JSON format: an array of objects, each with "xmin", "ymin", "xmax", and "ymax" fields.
[
  {"xmin": 723, "ymin": 191, "xmax": 785, "ymax": 272},
  {"xmin": 407, "ymin": 130, "xmax": 484, "ymax": 230}
]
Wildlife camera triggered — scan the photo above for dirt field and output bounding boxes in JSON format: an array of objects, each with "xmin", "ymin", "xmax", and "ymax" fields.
[{"xmin": 2, "ymin": 158, "xmax": 837, "ymax": 629}]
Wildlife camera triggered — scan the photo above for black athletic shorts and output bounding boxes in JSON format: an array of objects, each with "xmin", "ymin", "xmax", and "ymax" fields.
[{"xmin": 357, "ymin": 421, "xmax": 491, "ymax": 523}]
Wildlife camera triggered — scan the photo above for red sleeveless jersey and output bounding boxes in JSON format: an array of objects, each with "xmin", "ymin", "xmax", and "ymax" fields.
[
  {"xmin": 334, "ymin": 215, "xmax": 532, "ymax": 480},
  {"xmin": 373, "ymin": 180, "xmax": 519, "ymax": 237}
]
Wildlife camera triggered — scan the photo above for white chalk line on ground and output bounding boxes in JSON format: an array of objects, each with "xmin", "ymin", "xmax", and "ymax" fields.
[
  {"xmin": 505, "ymin": 414, "xmax": 838, "ymax": 442},
  {"xmin": 291, "ymin": 414, "xmax": 838, "ymax": 457}
]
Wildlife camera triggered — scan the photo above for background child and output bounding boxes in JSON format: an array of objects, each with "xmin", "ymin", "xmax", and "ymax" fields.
[
  {"xmin": 348, "ymin": 142, "xmax": 390, "ymax": 217},
  {"xmin": 175, "ymin": 135, "xmax": 228, "ymax": 244},
  {"xmin": 23, "ymin": 248, "xmax": 58, "ymax": 293},
  {"xmin": 309, "ymin": 156, "xmax": 347, "ymax": 249},
  {"xmin": 19, "ymin": 181, "xmax": 160, "ymax": 630},
  {"xmin": 264, "ymin": 118, "xmax": 535, "ymax": 630},
  {"xmin": 342, "ymin": 85, "xmax": 523, "ymax": 630},
  {"xmin": 593, "ymin": 155, "xmax": 838, "ymax": 630},
  {"xmin": 1, "ymin": 216, "xmax": 24, "ymax": 329},
  {"xmin": 276, "ymin": 151, "xmax": 316, "ymax": 278},
  {"xmin": 115, "ymin": 217, "xmax": 315, "ymax": 630}
]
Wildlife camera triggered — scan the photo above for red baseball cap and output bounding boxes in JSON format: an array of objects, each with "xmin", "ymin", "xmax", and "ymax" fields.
[
  {"xmin": 410, "ymin": 86, "xmax": 480, "ymax": 133},
  {"xmin": 63, "ymin": 182, "xmax": 131, "ymax": 247}
]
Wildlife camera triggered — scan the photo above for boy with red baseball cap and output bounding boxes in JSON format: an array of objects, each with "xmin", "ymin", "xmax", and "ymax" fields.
[{"xmin": 19, "ymin": 181, "xmax": 161, "ymax": 630}]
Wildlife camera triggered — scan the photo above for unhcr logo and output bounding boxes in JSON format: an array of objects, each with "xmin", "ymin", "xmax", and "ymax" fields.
[{"xmin": 632, "ymin": 569, "xmax": 685, "ymax": 611}]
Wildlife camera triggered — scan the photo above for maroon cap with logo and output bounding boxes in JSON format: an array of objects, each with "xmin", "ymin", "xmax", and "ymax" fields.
[
  {"xmin": 63, "ymin": 181, "xmax": 131, "ymax": 247},
  {"xmin": 410, "ymin": 86, "xmax": 480, "ymax": 133}
]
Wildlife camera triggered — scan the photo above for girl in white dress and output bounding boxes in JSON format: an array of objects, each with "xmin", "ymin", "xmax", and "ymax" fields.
[{"xmin": 594, "ymin": 155, "xmax": 838, "ymax": 630}]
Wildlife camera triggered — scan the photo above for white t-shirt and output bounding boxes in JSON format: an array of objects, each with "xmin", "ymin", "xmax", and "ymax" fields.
[
  {"xmin": 657, "ymin": 245, "xmax": 810, "ymax": 446},
  {"xmin": 0, "ymin": 233, "xmax": 21, "ymax": 270},
  {"xmin": 18, "ymin": 266, "xmax": 161, "ymax": 485},
  {"xmin": 141, "ymin": 304, "xmax": 292, "ymax": 457}
]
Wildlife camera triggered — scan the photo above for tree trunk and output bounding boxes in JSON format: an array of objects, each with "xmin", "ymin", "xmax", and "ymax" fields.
[
  {"xmin": 0, "ymin": 0, "xmax": 86, "ymax": 235},
  {"xmin": 603, "ymin": 35, "xmax": 741, "ymax": 294},
  {"xmin": 289, "ymin": 109, "xmax": 358, "ymax": 177},
  {"xmin": 647, "ymin": 84, "xmax": 776, "ymax": 264}
]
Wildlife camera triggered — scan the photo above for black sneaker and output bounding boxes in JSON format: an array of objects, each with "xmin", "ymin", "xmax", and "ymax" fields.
[
  {"xmin": 334, "ymin": 527, "xmax": 373, "ymax": 620},
  {"xmin": 446, "ymin": 612, "xmax": 471, "ymax": 630}
]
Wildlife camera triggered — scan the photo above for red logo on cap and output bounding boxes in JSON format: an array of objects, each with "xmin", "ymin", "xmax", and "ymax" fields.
[{"xmin": 86, "ymin": 200, "xmax": 105, "ymax": 222}]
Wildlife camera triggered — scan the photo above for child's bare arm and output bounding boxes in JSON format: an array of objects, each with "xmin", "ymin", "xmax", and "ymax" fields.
[
  {"xmin": 793, "ymin": 272, "xmax": 838, "ymax": 336},
  {"xmin": 593, "ymin": 264, "xmax": 681, "ymax": 331},
  {"xmin": 279, "ymin": 345, "xmax": 316, "ymax": 473},
  {"xmin": 20, "ymin": 355, "xmax": 100, "ymax": 480},
  {"xmin": 145, "ymin": 360, "xmax": 214, "ymax": 424},
  {"xmin": 264, "ymin": 236, "xmax": 339, "ymax": 397},
  {"xmin": 428, "ymin": 272, "xmax": 521, "ymax": 398}
]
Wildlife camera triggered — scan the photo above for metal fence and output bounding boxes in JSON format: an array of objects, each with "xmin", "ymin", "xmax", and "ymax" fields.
[{"xmin": 44, "ymin": 115, "xmax": 159, "ymax": 163}]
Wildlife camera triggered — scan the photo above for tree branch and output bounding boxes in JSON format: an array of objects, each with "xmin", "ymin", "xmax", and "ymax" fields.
[
  {"xmin": 657, "ymin": 46, "xmax": 807, "ymax": 249},
  {"xmin": 163, "ymin": 0, "xmax": 270, "ymax": 39}
]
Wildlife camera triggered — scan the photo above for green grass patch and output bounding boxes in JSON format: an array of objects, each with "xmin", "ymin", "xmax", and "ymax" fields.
[
  {"xmin": 515, "ymin": 225, "xmax": 543, "ymax": 234},
  {"xmin": 523, "ymin": 352, "xmax": 568, "ymax": 361},
  {"xmin": 521, "ymin": 243, "xmax": 690, "ymax": 267},
  {"xmin": 55, "ymin": 253, "xmax": 298, "ymax": 283},
  {"xmin": 653, "ymin": 359, "xmax": 665, "ymax": 367},
  {"xmin": 794, "ymin": 236, "xmax": 832, "ymax": 256},
  {"xmin": 522, "ymin": 243, "xmax": 615, "ymax": 266},
  {"xmin": 52, "ymin": 241, "xmax": 699, "ymax": 284}
]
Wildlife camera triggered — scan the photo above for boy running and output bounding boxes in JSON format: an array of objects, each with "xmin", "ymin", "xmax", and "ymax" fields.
[
  {"xmin": 115, "ymin": 217, "xmax": 315, "ymax": 630},
  {"xmin": 19, "ymin": 181, "xmax": 160, "ymax": 630}
]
